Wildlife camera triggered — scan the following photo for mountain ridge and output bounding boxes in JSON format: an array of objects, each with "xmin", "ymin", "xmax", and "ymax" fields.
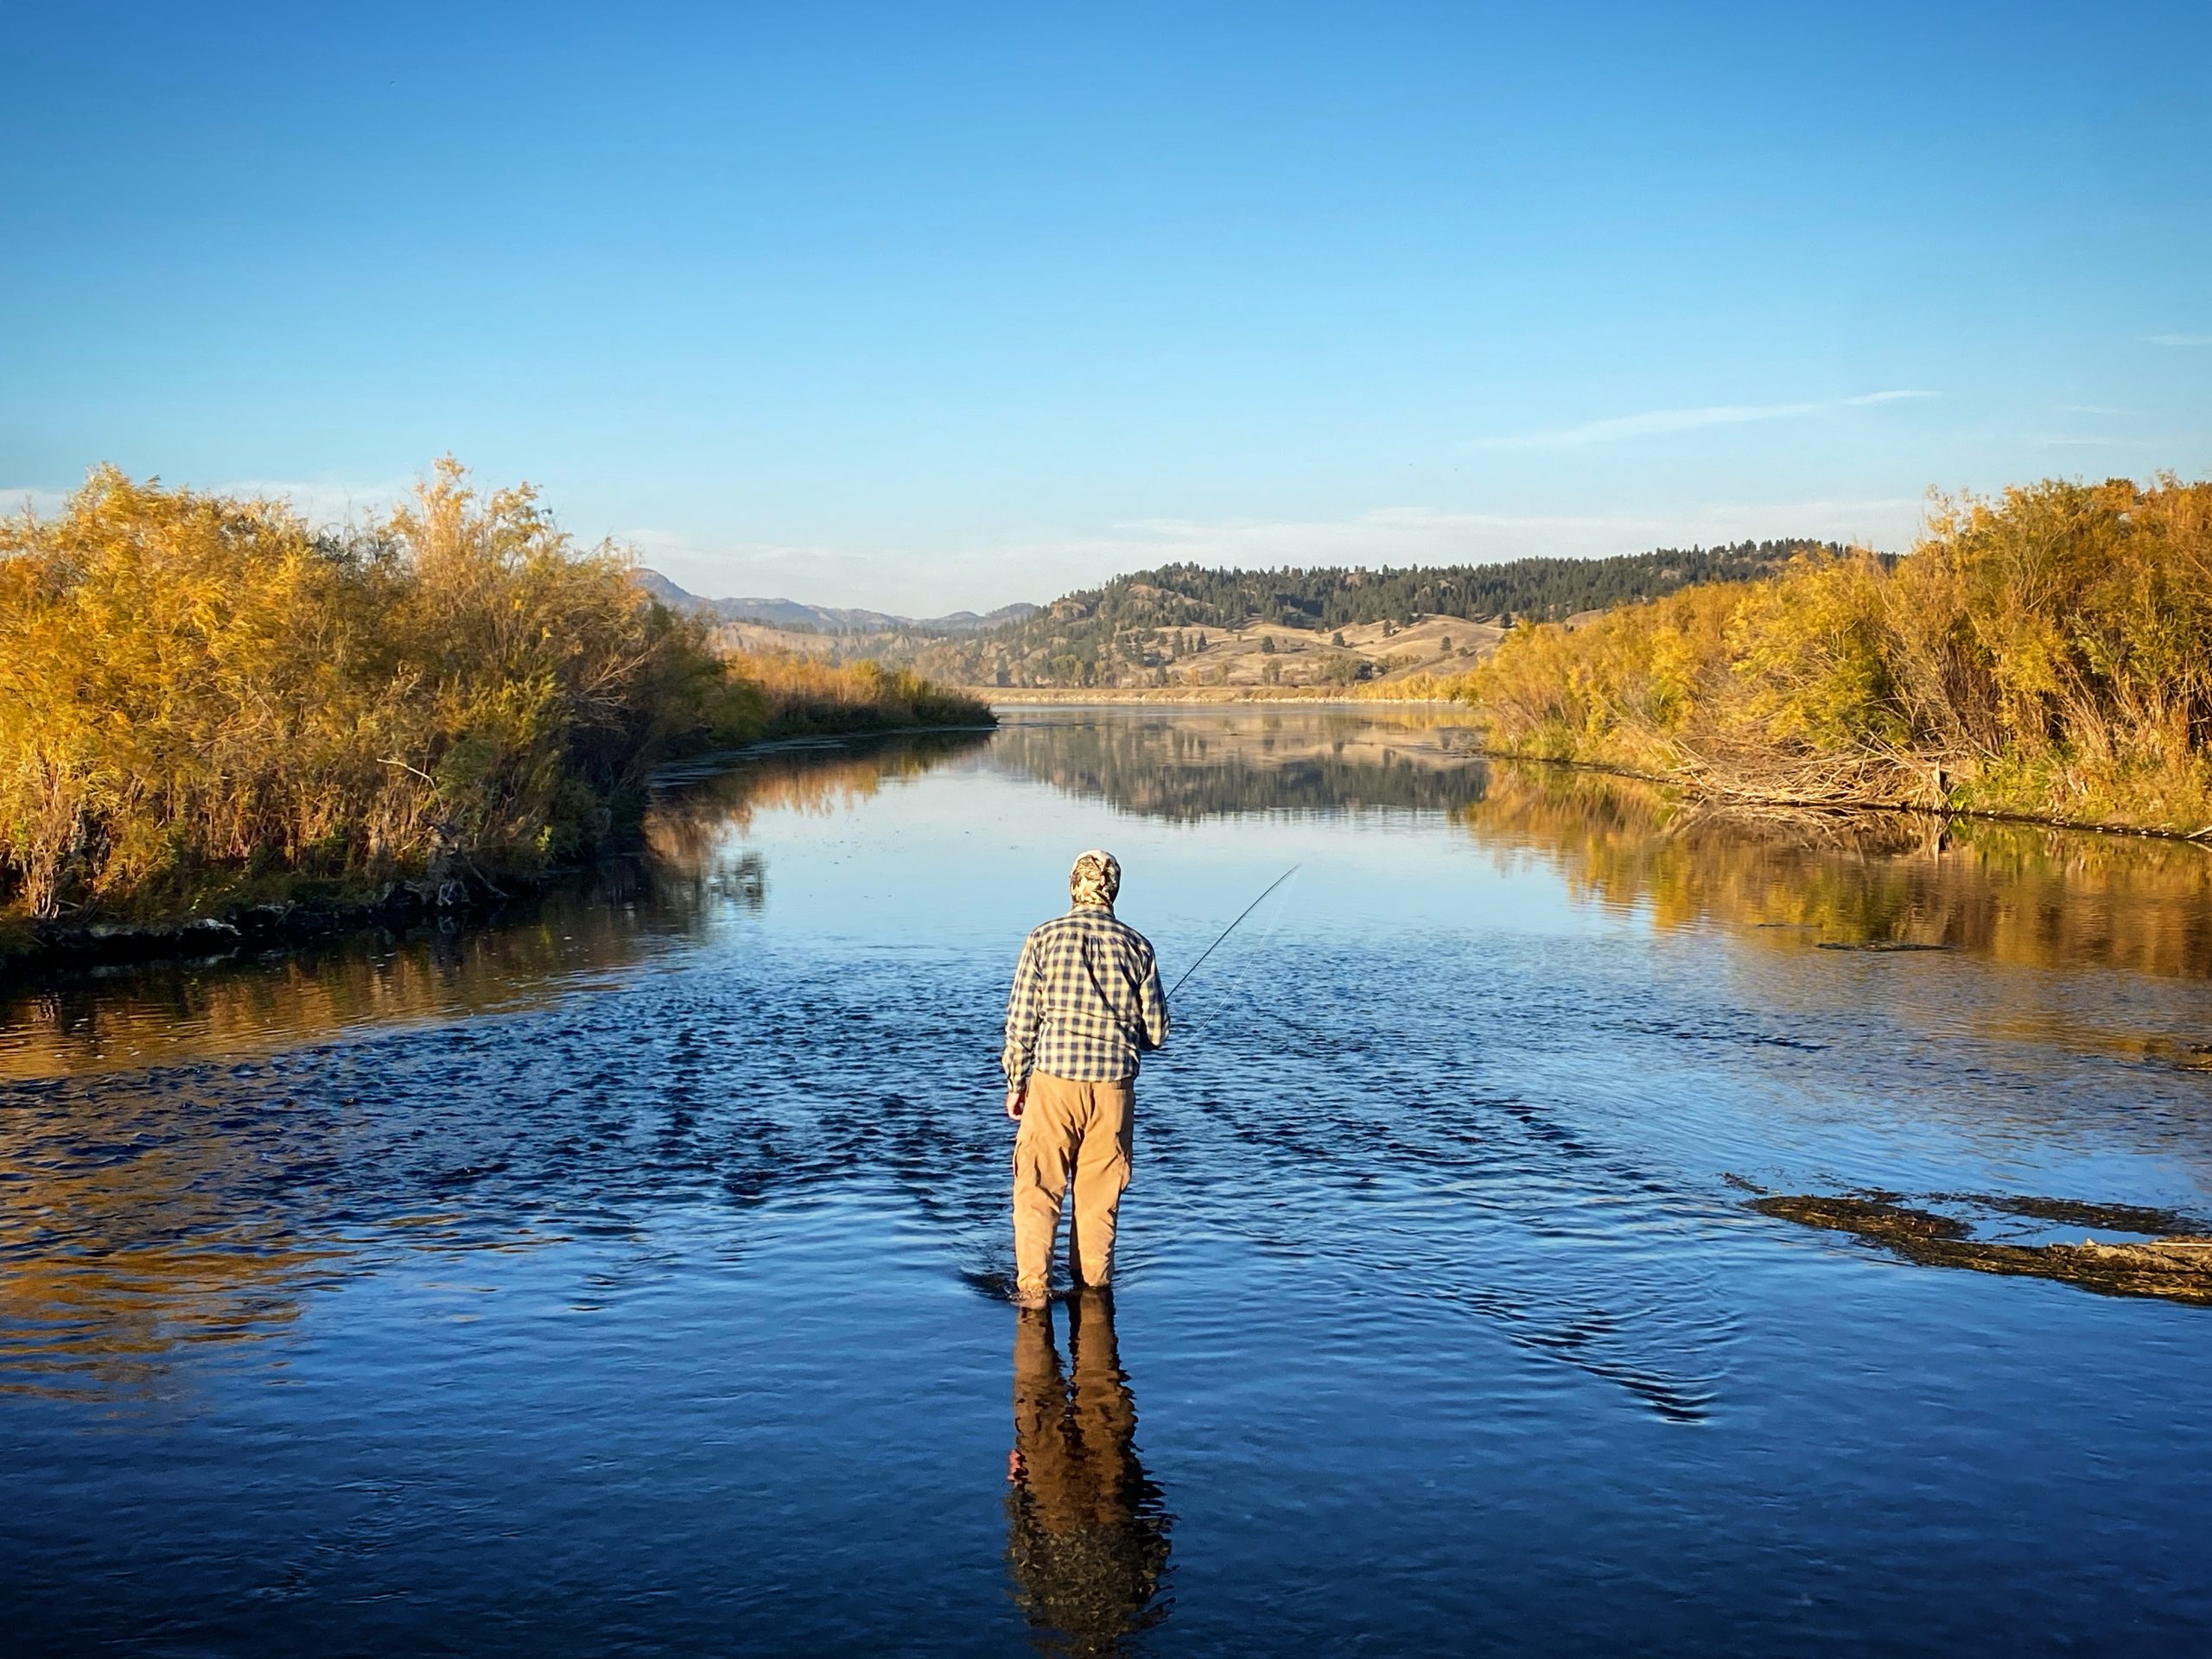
[
  {"xmin": 641, "ymin": 539, "xmax": 1851, "ymax": 690},
  {"xmin": 636, "ymin": 569, "xmax": 1038, "ymax": 636}
]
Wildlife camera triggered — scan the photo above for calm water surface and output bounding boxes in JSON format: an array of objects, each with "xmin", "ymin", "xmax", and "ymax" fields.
[{"xmin": 5, "ymin": 709, "xmax": 2212, "ymax": 1656}]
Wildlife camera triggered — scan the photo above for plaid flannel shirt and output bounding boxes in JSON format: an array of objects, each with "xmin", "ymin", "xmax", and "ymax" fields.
[{"xmin": 1001, "ymin": 905, "xmax": 1170, "ymax": 1089}]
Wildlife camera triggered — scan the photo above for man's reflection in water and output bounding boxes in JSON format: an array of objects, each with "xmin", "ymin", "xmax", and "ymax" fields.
[{"xmin": 1006, "ymin": 1292, "xmax": 1173, "ymax": 1653}]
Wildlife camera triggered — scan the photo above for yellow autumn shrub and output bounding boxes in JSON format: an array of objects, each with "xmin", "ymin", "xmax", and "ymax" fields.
[
  {"xmin": 0, "ymin": 463, "xmax": 987, "ymax": 920},
  {"xmin": 1453, "ymin": 475, "xmax": 2212, "ymax": 832}
]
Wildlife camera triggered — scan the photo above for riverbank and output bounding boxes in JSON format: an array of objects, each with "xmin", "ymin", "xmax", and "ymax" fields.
[
  {"xmin": 0, "ymin": 868, "xmax": 545, "ymax": 977},
  {"xmin": 1476, "ymin": 749, "xmax": 2212, "ymax": 844},
  {"xmin": 0, "ymin": 466, "xmax": 991, "ymax": 954},
  {"xmin": 0, "ymin": 721, "xmax": 996, "ymax": 982},
  {"xmin": 988, "ymin": 692, "xmax": 2212, "ymax": 842},
  {"xmin": 1452, "ymin": 474, "xmax": 2212, "ymax": 839}
]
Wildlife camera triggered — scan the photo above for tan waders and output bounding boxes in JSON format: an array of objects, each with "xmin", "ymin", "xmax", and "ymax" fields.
[{"xmin": 1013, "ymin": 1071, "xmax": 1135, "ymax": 1298}]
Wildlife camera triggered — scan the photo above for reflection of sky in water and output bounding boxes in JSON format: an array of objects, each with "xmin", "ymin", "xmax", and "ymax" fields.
[{"xmin": 3, "ymin": 710, "xmax": 2212, "ymax": 1654}]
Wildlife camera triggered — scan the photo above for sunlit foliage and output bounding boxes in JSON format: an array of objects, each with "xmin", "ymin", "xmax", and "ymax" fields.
[
  {"xmin": 0, "ymin": 464, "xmax": 988, "ymax": 920},
  {"xmin": 730, "ymin": 650, "xmax": 996, "ymax": 734},
  {"xmin": 1455, "ymin": 476, "xmax": 2212, "ymax": 833}
]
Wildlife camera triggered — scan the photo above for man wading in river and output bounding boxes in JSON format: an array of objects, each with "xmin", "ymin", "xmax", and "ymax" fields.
[{"xmin": 1001, "ymin": 850, "xmax": 1169, "ymax": 1307}]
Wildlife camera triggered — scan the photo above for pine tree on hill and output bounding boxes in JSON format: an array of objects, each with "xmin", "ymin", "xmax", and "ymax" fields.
[{"xmin": 907, "ymin": 540, "xmax": 1849, "ymax": 688}]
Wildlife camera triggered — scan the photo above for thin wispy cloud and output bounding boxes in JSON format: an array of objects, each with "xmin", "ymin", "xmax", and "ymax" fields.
[
  {"xmin": 1469, "ymin": 389, "xmax": 1940, "ymax": 451},
  {"xmin": 2, "ymin": 474, "xmax": 415, "ymax": 527},
  {"xmin": 0, "ymin": 486, "xmax": 71, "ymax": 519},
  {"xmin": 218, "ymin": 476, "xmax": 416, "ymax": 525},
  {"xmin": 2145, "ymin": 333, "xmax": 2212, "ymax": 347}
]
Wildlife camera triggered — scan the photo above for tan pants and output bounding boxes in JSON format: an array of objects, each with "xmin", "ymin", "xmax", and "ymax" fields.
[{"xmin": 1014, "ymin": 1072, "xmax": 1135, "ymax": 1294}]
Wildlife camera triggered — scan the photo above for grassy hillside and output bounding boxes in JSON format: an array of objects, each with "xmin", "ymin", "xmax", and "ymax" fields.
[
  {"xmin": 1452, "ymin": 475, "xmax": 2212, "ymax": 835},
  {"xmin": 0, "ymin": 464, "xmax": 989, "ymax": 928},
  {"xmin": 909, "ymin": 542, "xmax": 1836, "ymax": 690}
]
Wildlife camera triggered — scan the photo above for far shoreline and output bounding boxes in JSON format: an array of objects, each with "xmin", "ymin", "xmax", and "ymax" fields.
[
  {"xmin": 976, "ymin": 686, "xmax": 1462, "ymax": 708},
  {"xmin": 983, "ymin": 696, "xmax": 2212, "ymax": 845}
]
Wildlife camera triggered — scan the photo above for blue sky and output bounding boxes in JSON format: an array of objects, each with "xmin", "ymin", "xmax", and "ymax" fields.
[{"xmin": 5, "ymin": 2, "xmax": 2208, "ymax": 613}]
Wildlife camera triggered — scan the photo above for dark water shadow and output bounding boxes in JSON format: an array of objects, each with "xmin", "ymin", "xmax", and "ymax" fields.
[{"xmin": 1007, "ymin": 1294, "xmax": 1173, "ymax": 1655}]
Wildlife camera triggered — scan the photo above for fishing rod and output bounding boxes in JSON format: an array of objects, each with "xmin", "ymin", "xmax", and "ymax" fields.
[{"xmin": 1170, "ymin": 864, "xmax": 1300, "ymax": 998}]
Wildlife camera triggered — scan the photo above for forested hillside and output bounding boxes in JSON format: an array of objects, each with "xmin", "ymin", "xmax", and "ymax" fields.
[{"xmin": 912, "ymin": 540, "xmax": 1837, "ymax": 689}]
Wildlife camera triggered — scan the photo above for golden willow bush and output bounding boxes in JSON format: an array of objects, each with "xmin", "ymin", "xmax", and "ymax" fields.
[
  {"xmin": 1455, "ymin": 475, "xmax": 2212, "ymax": 834},
  {"xmin": 0, "ymin": 464, "xmax": 989, "ymax": 921},
  {"xmin": 729, "ymin": 649, "xmax": 999, "ymax": 734}
]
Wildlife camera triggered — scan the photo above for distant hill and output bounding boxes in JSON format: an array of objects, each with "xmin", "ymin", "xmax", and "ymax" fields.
[
  {"xmin": 908, "ymin": 540, "xmax": 1847, "ymax": 690},
  {"xmin": 639, "ymin": 541, "xmax": 1850, "ymax": 689},
  {"xmin": 636, "ymin": 569, "xmax": 1037, "ymax": 637}
]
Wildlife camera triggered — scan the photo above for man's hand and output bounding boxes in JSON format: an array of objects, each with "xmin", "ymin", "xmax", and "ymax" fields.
[{"xmin": 1005, "ymin": 1084, "xmax": 1026, "ymax": 1120}]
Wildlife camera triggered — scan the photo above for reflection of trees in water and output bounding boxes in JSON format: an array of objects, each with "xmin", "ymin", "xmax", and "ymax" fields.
[
  {"xmin": 2, "ymin": 734, "xmax": 993, "ymax": 1080},
  {"xmin": 0, "ymin": 1084, "xmax": 334, "ymax": 1398},
  {"xmin": 642, "ymin": 730, "xmax": 994, "ymax": 863},
  {"xmin": 1, "ymin": 911, "xmax": 672, "ymax": 1388},
  {"xmin": 1463, "ymin": 761, "xmax": 2212, "ymax": 980},
  {"xmin": 0, "ymin": 731, "xmax": 1000, "ymax": 1393},
  {"xmin": 642, "ymin": 730, "xmax": 990, "ymax": 918},
  {"xmin": 989, "ymin": 711, "xmax": 1490, "ymax": 820},
  {"xmin": 1007, "ymin": 1294, "xmax": 1172, "ymax": 1655},
  {"xmin": 1, "ymin": 868, "xmax": 689, "ymax": 1082}
]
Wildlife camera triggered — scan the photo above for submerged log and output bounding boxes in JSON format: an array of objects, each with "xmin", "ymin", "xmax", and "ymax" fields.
[{"xmin": 1753, "ymin": 1193, "xmax": 2212, "ymax": 1307}]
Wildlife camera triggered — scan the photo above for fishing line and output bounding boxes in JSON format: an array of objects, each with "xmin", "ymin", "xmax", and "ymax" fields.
[
  {"xmin": 1170, "ymin": 863, "xmax": 1300, "ymax": 998},
  {"xmin": 1211, "ymin": 871, "xmax": 1297, "ymax": 1006}
]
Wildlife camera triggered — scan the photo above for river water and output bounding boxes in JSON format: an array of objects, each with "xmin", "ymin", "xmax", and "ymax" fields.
[{"xmin": 5, "ymin": 708, "xmax": 2211, "ymax": 1656}]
